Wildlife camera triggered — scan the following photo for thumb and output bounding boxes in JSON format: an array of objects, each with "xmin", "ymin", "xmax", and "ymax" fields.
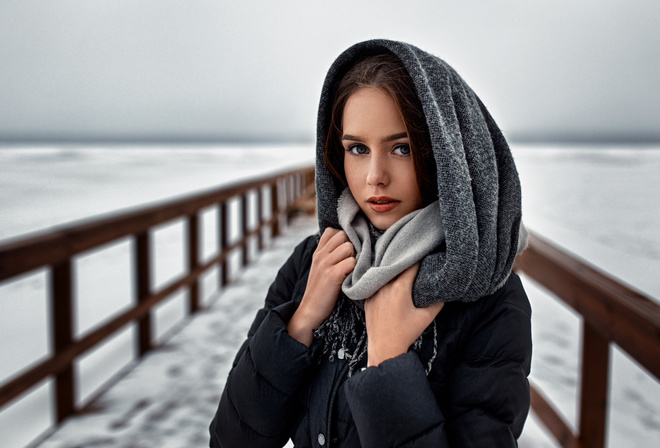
[{"xmin": 399, "ymin": 262, "xmax": 421, "ymax": 285}]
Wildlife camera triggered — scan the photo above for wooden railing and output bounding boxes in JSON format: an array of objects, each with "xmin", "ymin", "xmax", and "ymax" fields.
[
  {"xmin": 2, "ymin": 166, "xmax": 658, "ymax": 448},
  {"xmin": 514, "ymin": 232, "xmax": 660, "ymax": 448},
  {"xmin": 0, "ymin": 165, "xmax": 316, "ymax": 424}
]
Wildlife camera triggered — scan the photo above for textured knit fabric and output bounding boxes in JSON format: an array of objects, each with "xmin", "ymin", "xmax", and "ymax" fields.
[
  {"xmin": 338, "ymin": 188, "xmax": 445, "ymax": 301},
  {"xmin": 315, "ymin": 39, "xmax": 526, "ymax": 305}
]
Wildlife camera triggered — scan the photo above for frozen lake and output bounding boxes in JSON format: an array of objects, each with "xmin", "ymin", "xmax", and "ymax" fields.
[{"xmin": 1, "ymin": 143, "xmax": 659, "ymax": 447}]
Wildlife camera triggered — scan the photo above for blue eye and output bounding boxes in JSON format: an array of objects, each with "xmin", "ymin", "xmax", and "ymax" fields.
[
  {"xmin": 393, "ymin": 145, "xmax": 411, "ymax": 156},
  {"xmin": 347, "ymin": 145, "xmax": 369, "ymax": 155}
]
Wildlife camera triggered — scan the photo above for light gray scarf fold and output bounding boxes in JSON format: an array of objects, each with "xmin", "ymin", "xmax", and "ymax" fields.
[{"xmin": 338, "ymin": 189, "xmax": 445, "ymax": 301}]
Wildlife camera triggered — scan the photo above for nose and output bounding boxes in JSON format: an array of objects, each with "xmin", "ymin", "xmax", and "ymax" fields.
[{"xmin": 366, "ymin": 154, "xmax": 389, "ymax": 186}]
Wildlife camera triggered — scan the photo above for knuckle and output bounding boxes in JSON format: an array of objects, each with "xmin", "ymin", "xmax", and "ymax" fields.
[
  {"xmin": 340, "ymin": 257, "xmax": 356, "ymax": 274},
  {"xmin": 319, "ymin": 228, "xmax": 338, "ymax": 245}
]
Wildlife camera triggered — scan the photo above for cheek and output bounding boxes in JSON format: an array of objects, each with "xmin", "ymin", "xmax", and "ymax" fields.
[
  {"xmin": 343, "ymin": 158, "xmax": 363, "ymax": 188},
  {"xmin": 397, "ymin": 164, "xmax": 416, "ymax": 187},
  {"xmin": 403, "ymin": 167, "xmax": 423, "ymax": 205}
]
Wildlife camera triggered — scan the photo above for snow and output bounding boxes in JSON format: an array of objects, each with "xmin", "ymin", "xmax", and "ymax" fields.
[
  {"xmin": 0, "ymin": 144, "xmax": 315, "ymax": 448},
  {"xmin": 514, "ymin": 145, "xmax": 660, "ymax": 447},
  {"xmin": 34, "ymin": 215, "xmax": 319, "ymax": 448},
  {"xmin": 0, "ymin": 144, "xmax": 315, "ymax": 242},
  {"xmin": 1, "ymin": 143, "xmax": 659, "ymax": 447}
]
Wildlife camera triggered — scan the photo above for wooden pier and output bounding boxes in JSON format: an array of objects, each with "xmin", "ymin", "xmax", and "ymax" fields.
[{"xmin": 1, "ymin": 165, "xmax": 658, "ymax": 448}]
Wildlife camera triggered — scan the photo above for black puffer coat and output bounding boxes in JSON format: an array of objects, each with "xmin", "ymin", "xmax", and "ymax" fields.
[{"xmin": 209, "ymin": 234, "xmax": 532, "ymax": 447}]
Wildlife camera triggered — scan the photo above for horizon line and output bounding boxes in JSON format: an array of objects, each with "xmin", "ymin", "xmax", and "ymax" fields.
[{"xmin": 2, "ymin": 133, "xmax": 660, "ymax": 146}]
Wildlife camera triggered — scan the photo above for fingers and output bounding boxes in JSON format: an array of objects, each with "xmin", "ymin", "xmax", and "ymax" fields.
[
  {"xmin": 363, "ymin": 263, "xmax": 442, "ymax": 366},
  {"xmin": 387, "ymin": 262, "xmax": 420, "ymax": 291},
  {"xmin": 316, "ymin": 228, "xmax": 355, "ymax": 265},
  {"xmin": 401, "ymin": 263, "xmax": 443, "ymax": 314},
  {"xmin": 319, "ymin": 227, "xmax": 352, "ymax": 253},
  {"xmin": 328, "ymin": 240, "xmax": 354, "ymax": 261},
  {"xmin": 377, "ymin": 263, "xmax": 444, "ymax": 314},
  {"xmin": 337, "ymin": 253, "xmax": 358, "ymax": 275},
  {"xmin": 399, "ymin": 262, "xmax": 420, "ymax": 283},
  {"xmin": 317, "ymin": 226, "xmax": 340, "ymax": 247},
  {"xmin": 311, "ymin": 228, "xmax": 356, "ymax": 285}
]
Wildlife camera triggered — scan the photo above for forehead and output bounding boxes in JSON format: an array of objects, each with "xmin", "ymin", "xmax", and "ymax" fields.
[{"xmin": 342, "ymin": 87, "xmax": 405, "ymax": 135}]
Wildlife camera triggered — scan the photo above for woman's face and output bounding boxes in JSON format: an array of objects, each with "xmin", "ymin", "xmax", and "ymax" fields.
[{"xmin": 342, "ymin": 87, "xmax": 423, "ymax": 231}]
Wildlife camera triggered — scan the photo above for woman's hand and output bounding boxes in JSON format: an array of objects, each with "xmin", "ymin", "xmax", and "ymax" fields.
[
  {"xmin": 365, "ymin": 263, "xmax": 444, "ymax": 367},
  {"xmin": 287, "ymin": 228, "xmax": 356, "ymax": 346}
]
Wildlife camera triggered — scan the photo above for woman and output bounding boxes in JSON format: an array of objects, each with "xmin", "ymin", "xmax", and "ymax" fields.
[{"xmin": 210, "ymin": 39, "xmax": 531, "ymax": 447}]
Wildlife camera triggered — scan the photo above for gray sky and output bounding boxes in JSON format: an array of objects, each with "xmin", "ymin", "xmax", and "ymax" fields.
[{"xmin": 1, "ymin": 0, "xmax": 659, "ymax": 143}]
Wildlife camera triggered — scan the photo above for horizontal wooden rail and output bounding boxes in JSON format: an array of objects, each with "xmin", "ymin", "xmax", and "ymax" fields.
[
  {"xmin": 514, "ymin": 232, "xmax": 660, "ymax": 448},
  {"xmin": 515, "ymin": 233, "xmax": 660, "ymax": 378},
  {"xmin": 5, "ymin": 168, "xmax": 656, "ymax": 448},
  {"xmin": 0, "ymin": 165, "xmax": 316, "ymax": 424},
  {"xmin": 530, "ymin": 383, "xmax": 584, "ymax": 448},
  {"xmin": 0, "ymin": 166, "xmax": 314, "ymax": 281}
]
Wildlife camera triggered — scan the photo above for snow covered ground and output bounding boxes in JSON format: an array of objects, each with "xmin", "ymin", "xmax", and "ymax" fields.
[
  {"xmin": 34, "ymin": 215, "xmax": 320, "ymax": 448},
  {"xmin": 0, "ymin": 144, "xmax": 316, "ymax": 448},
  {"xmin": 1, "ymin": 143, "xmax": 659, "ymax": 447},
  {"xmin": 22, "ymin": 215, "xmax": 572, "ymax": 448},
  {"xmin": 515, "ymin": 145, "xmax": 660, "ymax": 447}
]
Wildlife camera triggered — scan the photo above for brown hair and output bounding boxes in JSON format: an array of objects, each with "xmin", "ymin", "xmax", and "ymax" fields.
[{"xmin": 324, "ymin": 53, "xmax": 437, "ymax": 205}]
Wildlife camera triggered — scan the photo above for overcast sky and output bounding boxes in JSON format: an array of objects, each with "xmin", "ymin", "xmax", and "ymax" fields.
[{"xmin": 1, "ymin": 0, "xmax": 659, "ymax": 143}]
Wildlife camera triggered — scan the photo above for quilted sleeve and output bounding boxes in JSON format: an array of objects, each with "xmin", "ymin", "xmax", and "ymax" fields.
[{"xmin": 209, "ymin": 236, "xmax": 318, "ymax": 448}]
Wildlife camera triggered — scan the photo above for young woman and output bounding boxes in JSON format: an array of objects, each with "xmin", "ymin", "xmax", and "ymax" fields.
[{"xmin": 210, "ymin": 39, "xmax": 531, "ymax": 448}]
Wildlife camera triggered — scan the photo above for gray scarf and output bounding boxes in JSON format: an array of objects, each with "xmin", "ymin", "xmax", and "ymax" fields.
[
  {"xmin": 338, "ymin": 189, "xmax": 445, "ymax": 301},
  {"xmin": 313, "ymin": 39, "xmax": 529, "ymax": 376},
  {"xmin": 315, "ymin": 39, "xmax": 528, "ymax": 305}
]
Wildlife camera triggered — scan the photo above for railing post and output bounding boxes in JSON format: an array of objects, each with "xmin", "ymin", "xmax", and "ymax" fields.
[
  {"xmin": 257, "ymin": 187, "xmax": 264, "ymax": 251},
  {"xmin": 284, "ymin": 175, "xmax": 292, "ymax": 225},
  {"xmin": 187, "ymin": 213, "xmax": 199, "ymax": 313},
  {"xmin": 309, "ymin": 170, "xmax": 315, "ymax": 197},
  {"xmin": 0, "ymin": 165, "xmax": 317, "ymax": 421},
  {"xmin": 303, "ymin": 171, "xmax": 309, "ymax": 196},
  {"xmin": 51, "ymin": 259, "xmax": 75, "ymax": 423},
  {"xmin": 135, "ymin": 232, "xmax": 152, "ymax": 357},
  {"xmin": 242, "ymin": 193, "xmax": 249, "ymax": 267},
  {"xmin": 297, "ymin": 173, "xmax": 302, "ymax": 199},
  {"xmin": 578, "ymin": 321, "xmax": 610, "ymax": 448},
  {"xmin": 219, "ymin": 201, "xmax": 229, "ymax": 286},
  {"xmin": 271, "ymin": 182, "xmax": 280, "ymax": 238}
]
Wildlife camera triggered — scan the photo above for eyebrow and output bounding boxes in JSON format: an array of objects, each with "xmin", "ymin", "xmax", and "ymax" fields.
[{"xmin": 341, "ymin": 132, "xmax": 408, "ymax": 143}]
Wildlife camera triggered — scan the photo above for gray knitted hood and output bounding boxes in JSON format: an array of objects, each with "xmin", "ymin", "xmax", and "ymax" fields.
[{"xmin": 315, "ymin": 39, "xmax": 526, "ymax": 305}]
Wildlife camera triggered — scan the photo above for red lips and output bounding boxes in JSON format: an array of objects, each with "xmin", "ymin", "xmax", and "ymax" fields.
[{"xmin": 367, "ymin": 196, "xmax": 400, "ymax": 213}]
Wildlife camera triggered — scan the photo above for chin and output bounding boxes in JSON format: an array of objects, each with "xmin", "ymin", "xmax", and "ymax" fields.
[{"xmin": 369, "ymin": 216, "xmax": 396, "ymax": 231}]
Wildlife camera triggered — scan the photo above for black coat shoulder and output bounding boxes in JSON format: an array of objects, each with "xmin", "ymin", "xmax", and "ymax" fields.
[{"xmin": 437, "ymin": 273, "xmax": 532, "ymax": 445}]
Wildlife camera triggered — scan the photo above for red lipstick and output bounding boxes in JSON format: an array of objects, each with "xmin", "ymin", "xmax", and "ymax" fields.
[{"xmin": 367, "ymin": 196, "xmax": 400, "ymax": 213}]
